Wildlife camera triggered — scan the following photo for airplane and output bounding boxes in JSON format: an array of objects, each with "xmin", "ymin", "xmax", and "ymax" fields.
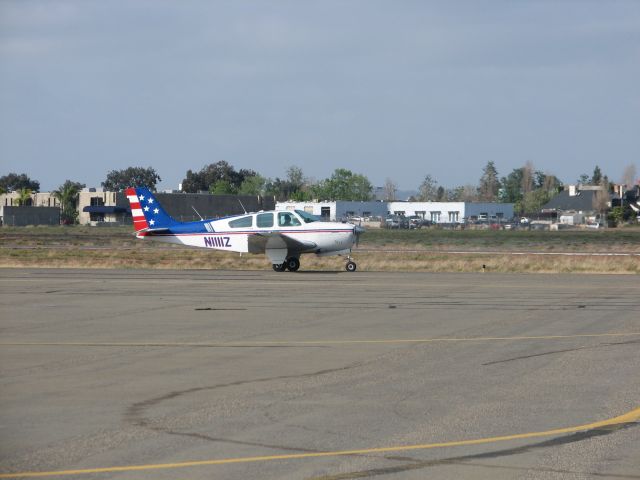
[{"xmin": 125, "ymin": 187, "xmax": 365, "ymax": 272}]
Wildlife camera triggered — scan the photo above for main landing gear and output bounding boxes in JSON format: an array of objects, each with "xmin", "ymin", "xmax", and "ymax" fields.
[
  {"xmin": 273, "ymin": 256, "xmax": 358, "ymax": 272},
  {"xmin": 272, "ymin": 257, "xmax": 300, "ymax": 272}
]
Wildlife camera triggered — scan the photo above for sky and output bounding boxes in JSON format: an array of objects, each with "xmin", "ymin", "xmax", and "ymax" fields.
[{"xmin": 1, "ymin": 0, "xmax": 639, "ymax": 192}]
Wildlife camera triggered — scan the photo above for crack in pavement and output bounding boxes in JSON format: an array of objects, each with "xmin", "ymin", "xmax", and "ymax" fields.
[
  {"xmin": 482, "ymin": 339, "xmax": 640, "ymax": 366},
  {"xmin": 124, "ymin": 360, "xmax": 366, "ymax": 453}
]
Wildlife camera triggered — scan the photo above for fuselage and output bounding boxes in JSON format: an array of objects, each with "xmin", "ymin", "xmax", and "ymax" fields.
[{"xmin": 137, "ymin": 210, "xmax": 358, "ymax": 257}]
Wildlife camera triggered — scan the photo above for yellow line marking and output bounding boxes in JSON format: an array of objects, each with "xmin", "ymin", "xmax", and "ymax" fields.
[
  {"xmin": 2, "ymin": 332, "xmax": 640, "ymax": 348},
  {"xmin": 2, "ymin": 406, "xmax": 639, "ymax": 478}
]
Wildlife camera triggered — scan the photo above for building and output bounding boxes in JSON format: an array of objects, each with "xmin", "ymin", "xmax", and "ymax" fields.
[
  {"xmin": 79, "ymin": 189, "xmax": 131, "ymax": 225},
  {"xmin": 387, "ymin": 201, "xmax": 514, "ymax": 224},
  {"xmin": 276, "ymin": 200, "xmax": 388, "ymax": 221},
  {"xmin": 277, "ymin": 200, "xmax": 514, "ymax": 224},
  {"xmin": 0, "ymin": 191, "xmax": 61, "ymax": 226},
  {"xmin": 542, "ymin": 184, "xmax": 609, "ymax": 225}
]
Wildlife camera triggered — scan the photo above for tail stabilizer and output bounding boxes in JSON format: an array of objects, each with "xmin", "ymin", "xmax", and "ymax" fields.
[{"xmin": 125, "ymin": 187, "xmax": 178, "ymax": 232}]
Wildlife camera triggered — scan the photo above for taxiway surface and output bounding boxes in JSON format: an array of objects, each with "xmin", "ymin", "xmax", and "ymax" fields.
[{"xmin": 1, "ymin": 269, "xmax": 639, "ymax": 479}]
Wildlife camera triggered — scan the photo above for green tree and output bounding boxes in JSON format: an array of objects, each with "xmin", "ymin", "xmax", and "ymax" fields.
[
  {"xmin": 15, "ymin": 188, "xmax": 33, "ymax": 206},
  {"xmin": 591, "ymin": 165, "xmax": 603, "ymax": 185},
  {"xmin": 500, "ymin": 168, "xmax": 524, "ymax": 203},
  {"xmin": 311, "ymin": 168, "xmax": 373, "ymax": 201},
  {"xmin": 478, "ymin": 161, "xmax": 499, "ymax": 201},
  {"xmin": 102, "ymin": 167, "xmax": 161, "ymax": 191},
  {"xmin": 237, "ymin": 174, "xmax": 266, "ymax": 195},
  {"xmin": 209, "ymin": 180, "xmax": 237, "ymax": 195},
  {"xmin": 53, "ymin": 180, "xmax": 85, "ymax": 224},
  {"xmin": 0, "ymin": 173, "xmax": 40, "ymax": 192},
  {"xmin": 181, "ymin": 161, "xmax": 255, "ymax": 193},
  {"xmin": 577, "ymin": 173, "xmax": 590, "ymax": 185},
  {"xmin": 417, "ymin": 174, "xmax": 439, "ymax": 201},
  {"xmin": 521, "ymin": 189, "xmax": 551, "ymax": 215}
]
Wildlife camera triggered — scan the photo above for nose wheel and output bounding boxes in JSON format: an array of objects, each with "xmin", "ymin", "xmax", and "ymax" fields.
[{"xmin": 345, "ymin": 255, "xmax": 357, "ymax": 272}]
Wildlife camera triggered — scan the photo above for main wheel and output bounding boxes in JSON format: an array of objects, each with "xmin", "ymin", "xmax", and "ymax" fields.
[
  {"xmin": 272, "ymin": 263, "xmax": 286, "ymax": 272},
  {"xmin": 285, "ymin": 257, "xmax": 300, "ymax": 272},
  {"xmin": 345, "ymin": 261, "xmax": 357, "ymax": 272}
]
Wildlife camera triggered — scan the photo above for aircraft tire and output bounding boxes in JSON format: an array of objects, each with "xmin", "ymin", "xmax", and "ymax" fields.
[
  {"xmin": 272, "ymin": 263, "xmax": 286, "ymax": 272},
  {"xmin": 285, "ymin": 257, "xmax": 300, "ymax": 272},
  {"xmin": 346, "ymin": 261, "xmax": 357, "ymax": 272}
]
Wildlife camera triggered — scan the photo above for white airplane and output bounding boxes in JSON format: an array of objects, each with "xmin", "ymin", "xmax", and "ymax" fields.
[{"xmin": 125, "ymin": 187, "xmax": 364, "ymax": 272}]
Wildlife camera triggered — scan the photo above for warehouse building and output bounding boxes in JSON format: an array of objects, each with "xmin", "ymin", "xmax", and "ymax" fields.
[{"xmin": 277, "ymin": 200, "xmax": 514, "ymax": 223}]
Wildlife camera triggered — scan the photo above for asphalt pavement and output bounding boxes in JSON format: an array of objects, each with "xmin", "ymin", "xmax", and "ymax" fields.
[{"xmin": 1, "ymin": 269, "xmax": 639, "ymax": 479}]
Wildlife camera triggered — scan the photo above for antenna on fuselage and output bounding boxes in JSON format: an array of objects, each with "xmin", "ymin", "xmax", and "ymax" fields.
[
  {"xmin": 191, "ymin": 206, "xmax": 204, "ymax": 221},
  {"xmin": 238, "ymin": 199, "xmax": 247, "ymax": 214}
]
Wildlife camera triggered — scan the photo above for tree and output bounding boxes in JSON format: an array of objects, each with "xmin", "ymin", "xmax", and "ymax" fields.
[
  {"xmin": 383, "ymin": 178, "xmax": 397, "ymax": 201},
  {"xmin": 266, "ymin": 165, "xmax": 311, "ymax": 200},
  {"xmin": 460, "ymin": 184, "xmax": 479, "ymax": 202},
  {"xmin": 102, "ymin": 167, "xmax": 161, "ymax": 191},
  {"xmin": 542, "ymin": 172, "xmax": 562, "ymax": 193},
  {"xmin": 53, "ymin": 180, "xmax": 85, "ymax": 224},
  {"xmin": 436, "ymin": 186, "xmax": 446, "ymax": 201},
  {"xmin": 521, "ymin": 189, "xmax": 551, "ymax": 215},
  {"xmin": 15, "ymin": 188, "xmax": 33, "ymax": 206},
  {"xmin": 417, "ymin": 175, "xmax": 439, "ymax": 201},
  {"xmin": 209, "ymin": 180, "xmax": 236, "ymax": 195},
  {"xmin": 181, "ymin": 161, "xmax": 255, "ymax": 193},
  {"xmin": 311, "ymin": 168, "xmax": 373, "ymax": 201},
  {"xmin": 478, "ymin": 161, "xmax": 499, "ymax": 201},
  {"xmin": 237, "ymin": 174, "xmax": 266, "ymax": 195},
  {"xmin": 577, "ymin": 173, "xmax": 590, "ymax": 185},
  {"xmin": 621, "ymin": 164, "xmax": 637, "ymax": 188},
  {"xmin": 591, "ymin": 165, "xmax": 603, "ymax": 185},
  {"xmin": 592, "ymin": 180, "xmax": 609, "ymax": 218},
  {"xmin": 286, "ymin": 166, "xmax": 305, "ymax": 191},
  {"xmin": 521, "ymin": 161, "xmax": 534, "ymax": 195},
  {"xmin": 500, "ymin": 168, "xmax": 524, "ymax": 203},
  {"xmin": 0, "ymin": 173, "xmax": 40, "ymax": 193}
]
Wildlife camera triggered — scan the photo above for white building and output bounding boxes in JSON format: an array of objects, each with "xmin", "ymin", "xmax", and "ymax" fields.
[
  {"xmin": 276, "ymin": 201, "xmax": 388, "ymax": 221},
  {"xmin": 387, "ymin": 201, "xmax": 514, "ymax": 223},
  {"xmin": 277, "ymin": 200, "xmax": 514, "ymax": 223}
]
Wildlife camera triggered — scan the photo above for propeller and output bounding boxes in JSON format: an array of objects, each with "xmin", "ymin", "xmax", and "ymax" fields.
[{"xmin": 353, "ymin": 225, "xmax": 365, "ymax": 247}]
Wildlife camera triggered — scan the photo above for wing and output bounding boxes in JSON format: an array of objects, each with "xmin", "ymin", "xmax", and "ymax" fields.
[{"xmin": 248, "ymin": 232, "xmax": 317, "ymax": 254}]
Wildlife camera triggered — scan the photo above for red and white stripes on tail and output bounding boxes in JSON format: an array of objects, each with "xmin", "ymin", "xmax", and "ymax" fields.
[{"xmin": 125, "ymin": 187, "xmax": 149, "ymax": 232}]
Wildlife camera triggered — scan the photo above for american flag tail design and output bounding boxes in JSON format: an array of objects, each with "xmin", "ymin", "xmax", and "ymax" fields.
[{"xmin": 125, "ymin": 187, "xmax": 177, "ymax": 232}]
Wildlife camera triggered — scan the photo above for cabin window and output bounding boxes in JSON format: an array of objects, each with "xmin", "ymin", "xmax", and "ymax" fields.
[
  {"xmin": 278, "ymin": 212, "xmax": 301, "ymax": 227},
  {"xmin": 256, "ymin": 213, "xmax": 274, "ymax": 228},
  {"xmin": 229, "ymin": 216, "xmax": 253, "ymax": 228}
]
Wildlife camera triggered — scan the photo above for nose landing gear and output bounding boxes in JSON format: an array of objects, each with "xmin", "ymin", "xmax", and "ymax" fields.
[{"xmin": 345, "ymin": 255, "xmax": 357, "ymax": 272}]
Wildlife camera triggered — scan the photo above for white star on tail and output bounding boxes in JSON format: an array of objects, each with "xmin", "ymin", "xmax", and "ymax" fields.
[
  {"xmin": 149, "ymin": 219, "xmax": 155, "ymax": 226},
  {"xmin": 154, "ymin": 208, "xmax": 159, "ymax": 214}
]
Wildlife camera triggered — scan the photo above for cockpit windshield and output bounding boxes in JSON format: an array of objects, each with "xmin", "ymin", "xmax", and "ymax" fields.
[{"xmin": 295, "ymin": 210, "xmax": 320, "ymax": 223}]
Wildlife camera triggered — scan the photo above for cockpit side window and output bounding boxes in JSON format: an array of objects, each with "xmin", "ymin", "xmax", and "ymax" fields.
[
  {"xmin": 256, "ymin": 213, "xmax": 274, "ymax": 228},
  {"xmin": 278, "ymin": 212, "xmax": 301, "ymax": 227},
  {"xmin": 228, "ymin": 216, "xmax": 253, "ymax": 228}
]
